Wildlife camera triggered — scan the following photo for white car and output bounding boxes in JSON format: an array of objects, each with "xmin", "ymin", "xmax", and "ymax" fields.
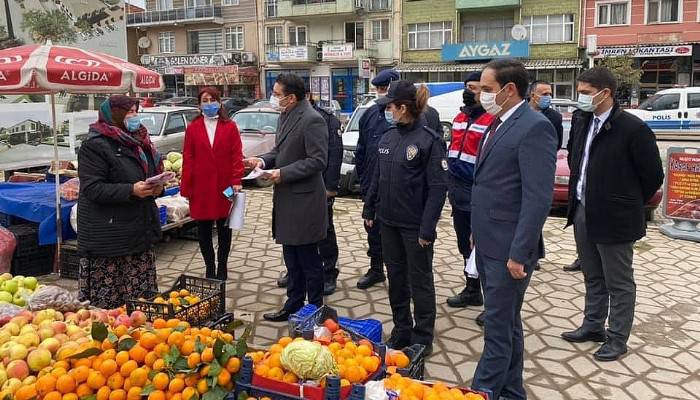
[
  {"xmin": 136, "ymin": 106, "xmax": 201, "ymax": 154},
  {"xmin": 625, "ymin": 87, "xmax": 700, "ymax": 136}
]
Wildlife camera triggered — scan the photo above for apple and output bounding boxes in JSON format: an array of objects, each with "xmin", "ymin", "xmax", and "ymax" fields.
[
  {"xmin": 37, "ymin": 327, "xmax": 54, "ymax": 341},
  {"xmin": 107, "ymin": 309, "xmax": 122, "ymax": 318},
  {"xmin": 0, "ymin": 292, "xmax": 12, "ymax": 303},
  {"xmin": 0, "ymin": 331, "xmax": 11, "ymax": 345},
  {"xmin": 8, "ymin": 344, "xmax": 27, "ymax": 361},
  {"xmin": 16, "ymin": 333, "xmax": 40, "ymax": 348},
  {"xmin": 2, "ymin": 322, "xmax": 19, "ymax": 336},
  {"xmin": 130, "ymin": 311, "xmax": 147, "ymax": 328},
  {"xmin": 51, "ymin": 321, "xmax": 67, "ymax": 334},
  {"xmin": 0, "ymin": 273, "xmax": 11, "ymax": 282},
  {"xmin": 33, "ymin": 309, "xmax": 57, "ymax": 325},
  {"xmin": 22, "ymin": 375, "xmax": 36, "ymax": 386},
  {"xmin": 0, "ymin": 342, "xmax": 14, "ymax": 358},
  {"xmin": 38, "ymin": 338, "xmax": 61, "ymax": 355},
  {"xmin": 5, "ymin": 360, "xmax": 29, "ymax": 380},
  {"xmin": 1, "ymin": 377, "xmax": 21, "ymax": 393},
  {"xmin": 54, "ymin": 334, "xmax": 68, "ymax": 344},
  {"xmin": 22, "ymin": 277, "xmax": 37, "ymax": 291},
  {"xmin": 0, "ymin": 281, "xmax": 17, "ymax": 295},
  {"xmin": 27, "ymin": 348, "xmax": 51, "ymax": 371},
  {"xmin": 0, "ymin": 369, "xmax": 7, "ymax": 387},
  {"xmin": 12, "ymin": 293, "xmax": 26, "ymax": 307},
  {"xmin": 115, "ymin": 314, "xmax": 132, "ymax": 328},
  {"xmin": 66, "ymin": 324, "xmax": 82, "ymax": 337},
  {"xmin": 76, "ymin": 309, "xmax": 91, "ymax": 321},
  {"xmin": 19, "ymin": 324, "xmax": 35, "ymax": 336}
]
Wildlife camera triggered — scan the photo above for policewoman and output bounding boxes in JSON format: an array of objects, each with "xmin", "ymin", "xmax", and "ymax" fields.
[{"xmin": 362, "ymin": 81, "xmax": 448, "ymax": 354}]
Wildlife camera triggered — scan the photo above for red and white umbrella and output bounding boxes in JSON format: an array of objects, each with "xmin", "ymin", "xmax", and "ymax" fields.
[{"xmin": 0, "ymin": 43, "xmax": 163, "ymax": 93}]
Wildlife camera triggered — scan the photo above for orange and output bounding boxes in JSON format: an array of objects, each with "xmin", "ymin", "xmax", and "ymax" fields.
[
  {"xmin": 51, "ymin": 367, "xmax": 68, "ymax": 379},
  {"xmin": 278, "ymin": 337, "xmax": 293, "ymax": 347},
  {"xmin": 153, "ymin": 343, "xmax": 170, "ymax": 357},
  {"xmin": 282, "ymin": 372, "xmax": 298, "ymax": 384},
  {"xmin": 152, "ymin": 359, "xmax": 166, "ymax": 372},
  {"xmin": 123, "ymin": 378, "xmax": 132, "ymax": 391},
  {"xmin": 201, "ymin": 348, "xmax": 214, "ymax": 363},
  {"xmin": 199, "ymin": 328, "xmax": 212, "ymax": 337},
  {"xmin": 166, "ymin": 319, "xmax": 180, "ymax": 329},
  {"xmin": 44, "ymin": 391, "xmax": 63, "ymax": 400},
  {"xmin": 36, "ymin": 374, "xmax": 58, "ymax": 397},
  {"xmin": 184, "ymin": 375, "xmax": 199, "ymax": 388},
  {"xmin": 120, "ymin": 360, "xmax": 138, "ymax": 377},
  {"xmin": 357, "ymin": 344, "xmax": 372, "ymax": 357},
  {"xmin": 102, "ymin": 349, "xmax": 117, "ymax": 361},
  {"xmin": 152, "ymin": 373, "xmax": 169, "ymax": 391},
  {"xmin": 87, "ymin": 371, "xmax": 108, "ymax": 390},
  {"xmin": 102, "ymin": 339, "xmax": 115, "ymax": 351},
  {"xmin": 196, "ymin": 380, "xmax": 208, "ymax": 395},
  {"xmin": 153, "ymin": 319, "xmax": 167, "ymax": 329},
  {"xmin": 149, "ymin": 390, "xmax": 167, "ymax": 400},
  {"xmin": 56, "ymin": 375, "xmax": 77, "ymax": 394},
  {"xmin": 221, "ymin": 333, "xmax": 234, "ymax": 343},
  {"xmin": 393, "ymin": 353, "xmax": 410, "ymax": 369},
  {"xmin": 115, "ymin": 351, "xmax": 130, "ymax": 367},
  {"xmin": 269, "ymin": 344, "xmax": 284, "ymax": 354},
  {"xmin": 345, "ymin": 366, "xmax": 363, "ymax": 384},
  {"xmin": 63, "ymin": 393, "xmax": 79, "ymax": 400},
  {"xmin": 180, "ymin": 340, "xmax": 195, "ymax": 356},
  {"xmin": 126, "ymin": 387, "xmax": 142, "ymax": 400},
  {"xmin": 187, "ymin": 353, "xmax": 201, "ymax": 369},
  {"xmin": 268, "ymin": 367, "xmax": 284, "ymax": 381},
  {"xmin": 182, "ymin": 387, "xmax": 197, "ymax": 400},
  {"xmin": 144, "ymin": 352, "xmax": 158, "ymax": 368},
  {"xmin": 97, "ymin": 386, "xmax": 112, "ymax": 400},
  {"xmin": 362, "ymin": 356, "xmax": 380, "ymax": 373},
  {"xmin": 168, "ymin": 378, "xmax": 185, "ymax": 394},
  {"xmin": 167, "ymin": 332, "xmax": 185, "ymax": 348},
  {"xmin": 109, "ymin": 389, "xmax": 126, "ymax": 400},
  {"xmin": 268, "ymin": 353, "xmax": 282, "ymax": 369},
  {"xmin": 155, "ymin": 329, "xmax": 172, "ymax": 345},
  {"xmin": 254, "ymin": 364, "xmax": 269, "ymax": 378},
  {"xmin": 129, "ymin": 344, "xmax": 148, "ymax": 364},
  {"xmin": 225, "ymin": 357, "xmax": 241, "ymax": 374},
  {"xmin": 217, "ymin": 370, "xmax": 231, "ymax": 386},
  {"xmin": 76, "ymin": 383, "xmax": 94, "ymax": 398},
  {"xmin": 107, "ymin": 373, "xmax": 125, "ymax": 390},
  {"xmin": 199, "ymin": 365, "xmax": 210, "ymax": 378},
  {"xmin": 139, "ymin": 333, "xmax": 159, "ymax": 350},
  {"xmin": 14, "ymin": 384, "xmax": 37, "ymax": 400},
  {"xmin": 129, "ymin": 368, "xmax": 149, "ymax": 387},
  {"xmin": 113, "ymin": 325, "xmax": 128, "ymax": 338},
  {"xmin": 70, "ymin": 365, "xmax": 90, "ymax": 383},
  {"xmin": 100, "ymin": 359, "xmax": 119, "ymax": 377},
  {"xmin": 328, "ymin": 342, "xmax": 342, "ymax": 353}
]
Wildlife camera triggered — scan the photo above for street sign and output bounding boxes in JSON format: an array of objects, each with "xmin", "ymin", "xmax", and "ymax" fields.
[{"xmin": 660, "ymin": 147, "xmax": 700, "ymax": 242}]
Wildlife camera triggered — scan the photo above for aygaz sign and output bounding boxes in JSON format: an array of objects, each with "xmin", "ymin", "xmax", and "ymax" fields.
[{"xmin": 441, "ymin": 40, "xmax": 529, "ymax": 61}]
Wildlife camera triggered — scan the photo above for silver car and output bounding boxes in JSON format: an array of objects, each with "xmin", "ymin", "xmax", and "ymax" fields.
[{"xmin": 137, "ymin": 107, "xmax": 201, "ymax": 154}]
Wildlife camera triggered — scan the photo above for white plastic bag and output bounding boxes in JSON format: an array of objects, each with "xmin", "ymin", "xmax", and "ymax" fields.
[
  {"xmin": 156, "ymin": 195, "xmax": 190, "ymax": 222},
  {"xmin": 465, "ymin": 249, "xmax": 478, "ymax": 279},
  {"xmin": 70, "ymin": 203, "xmax": 78, "ymax": 233}
]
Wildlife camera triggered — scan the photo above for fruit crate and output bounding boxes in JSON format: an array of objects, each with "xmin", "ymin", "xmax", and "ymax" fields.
[
  {"xmin": 233, "ymin": 356, "xmax": 369, "ymax": 400},
  {"xmin": 7, "ymin": 224, "xmax": 41, "ymax": 257},
  {"xmin": 395, "ymin": 344, "xmax": 426, "ymax": 380},
  {"xmin": 59, "ymin": 242, "xmax": 80, "ymax": 280},
  {"xmin": 410, "ymin": 381, "xmax": 492, "ymax": 400},
  {"xmin": 11, "ymin": 245, "xmax": 55, "ymax": 276},
  {"xmin": 203, "ymin": 312, "xmax": 236, "ymax": 332},
  {"xmin": 125, "ymin": 274, "xmax": 225, "ymax": 327},
  {"xmin": 0, "ymin": 212, "xmax": 29, "ymax": 228},
  {"xmin": 289, "ymin": 305, "xmax": 383, "ymax": 344}
]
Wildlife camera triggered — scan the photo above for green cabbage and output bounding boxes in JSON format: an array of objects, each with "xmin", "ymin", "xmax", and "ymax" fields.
[
  {"xmin": 167, "ymin": 152, "xmax": 183, "ymax": 163},
  {"xmin": 171, "ymin": 159, "xmax": 183, "ymax": 172},
  {"xmin": 163, "ymin": 160, "xmax": 173, "ymax": 171},
  {"xmin": 280, "ymin": 340, "xmax": 338, "ymax": 380}
]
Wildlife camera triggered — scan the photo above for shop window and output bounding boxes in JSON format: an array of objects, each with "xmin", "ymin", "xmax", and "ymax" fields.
[
  {"xmin": 597, "ymin": 1, "xmax": 629, "ymax": 26},
  {"xmin": 225, "ymin": 26, "xmax": 244, "ymax": 50},
  {"xmin": 407, "ymin": 21, "xmax": 452, "ymax": 50},
  {"xmin": 345, "ymin": 22, "xmax": 365, "ymax": 49},
  {"xmin": 461, "ymin": 17, "xmax": 514, "ymax": 42},
  {"xmin": 288, "ymin": 26, "xmax": 307, "ymax": 46},
  {"xmin": 158, "ymin": 32, "xmax": 175, "ymax": 54},
  {"xmin": 524, "ymin": 14, "xmax": 575, "ymax": 44},
  {"xmin": 646, "ymin": 0, "xmax": 680, "ymax": 23},
  {"xmin": 372, "ymin": 19, "xmax": 389, "ymax": 41}
]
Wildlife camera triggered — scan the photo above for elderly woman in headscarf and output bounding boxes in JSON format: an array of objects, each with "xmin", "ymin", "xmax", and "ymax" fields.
[{"xmin": 77, "ymin": 95, "xmax": 163, "ymax": 309}]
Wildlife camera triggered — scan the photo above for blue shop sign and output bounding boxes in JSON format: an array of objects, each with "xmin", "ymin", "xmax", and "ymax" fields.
[{"xmin": 442, "ymin": 40, "xmax": 529, "ymax": 61}]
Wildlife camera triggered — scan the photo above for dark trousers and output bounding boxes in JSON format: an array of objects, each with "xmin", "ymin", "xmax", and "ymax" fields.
[
  {"xmin": 472, "ymin": 252, "xmax": 532, "ymax": 400},
  {"xmin": 318, "ymin": 197, "xmax": 339, "ymax": 282},
  {"xmin": 452, "ymin": 209, "xmax": 472, "ymax": 280},
  {"xmin": 574, "ymin": 203, "xmax": 635, "ymax": 344},
  {"xmin": 197, "ymin": 219, "xmax": 232, "ymax": 280},
  {"xmin": 381, "ymin": 224, "xmax": 436, "ymax": 346},
  {"xmin": 365, "ymin": 218, "xmax": 383, "ymax": 272},
  {"xmin": 282, "ymin": 243, "xmax": 324, "ymax": 314}
]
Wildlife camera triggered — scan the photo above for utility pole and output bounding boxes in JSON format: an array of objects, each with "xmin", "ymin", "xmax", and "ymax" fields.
[{"xmin": 3, "ymin": 0, "xmax": 14, "ymax": 39}]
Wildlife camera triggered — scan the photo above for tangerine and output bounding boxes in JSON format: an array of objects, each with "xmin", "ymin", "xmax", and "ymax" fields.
[
  {"xmin": 70, "ymin": 366, "xmax": 90, "ymax": 383},
  {"xmin": 87, "ymin": 371, "xmax": 108, "ymax": 390},
  {"xmin": 145, "ymin": 352, "xmax": 158, "ymax": 368},
  {"xmin": 268, "ymin": 353, "xmax": 282, "ymax": 369},
  {"xmin": 115, "ymin": 351, "xmax": 130, "ymax": 367},
  {"xmin": 201, "ymin": 348, "xmax": 214, "ymax": 363},
  {"xmin": 282, "ymin": 372, "xmax": 298, "ymax": 384},
  {"xmin": 152, "ymin": 359, "xmax": 166, "ymax": 372},
  {"xmin": 168, "ymin": 378, "xmax": 185, "ymax": 393},
  {"xmin": 268, "ymin": 367, "xmax": 284, "ymax": 381},
  {"xmin": 254, "ymin": 364, "xmax": 269, "ymax": 378},
  {"xmin": 129, "ymin": 368, "xmax": 149, "ymax": 387},
  {"xmin": 140, "ymin": 333, "xmax": 159, "ymax": 350},
  {"xmin": 187, "ymin": 353, "xmax": 201, "ymax": 369},
  {"xmin": 44, "ymin": 391, "xmax": 62, "ymax": 400},
  {"xmin": 180, "ymin": 340, "xmax": 195, "ymax": 356},
  {"xmin": 345, "ymin": 366, "xmax": 363, "ymax": 384},
  {"xmin": 152, "ymin": 373, "xmax": 169, "ymax": 391},
  {"xmin": 167, "ymin": 332, "xmax": 185, "ymax": 348},
  {"xmin": 120, "ymin": 360, "xmax": 138, "ymax": 377},
  {"xmin": 181, "ymin": 387, "xmax": 197, "ymax": 400},
  {"xmin": 51, "ymin": 367, "xmax": 68, "ymax": 379},
  {"xmin": 129, "ymin": 345, "xmax": 148, "ymax": 364},
  {"xmin": 109, "ymin": 389, "xmax": 127, "ymax": 400},
  {"xmin": 126, "ymin": 387, "xmax": 142, "ymax": 400},
  {"xmin": 217, "ymin": 370, "xmax": 231, "ymax": 386},
  {"xmin": 393, "ymin": 353, "xmax": 410, "ymax": 369},
  {"xmin": 14, "ymin": 384, "xmax": 37, "ymax": 400},
  {"xmin": 76, "ymin": 383, "xmax": 94, "ymax": 398},
  {"xmin": 155, "ymin": 330, "xmax": 172, "ymax": 345},
  {"xmin": 56, "ymin": 375, "xmax": 77, "ymax": 394},
  {"xmin": 166, "ymin": 319, "xmax": 180, "ymax": 329},
  {"xmin": 225, "ymin": 357, "xmax": 240, "ymax": 374},
  {"xmin": 357, "ymin": 344, "xmax": 372, "ymax": 357},
  {"xmin": 269, "ymin": 344, "xmax": 284, "ymax": 354},
  {"xmin": 102, "ymin": 349, "xmax": 117, "ymax": 361},
  {"xmin": 63, "ymin": 393, "xmax": 79, "ymax": 400},
  {"xmin": 107, "ymin": 373, "xmax": 125, "ymax": 390},
  {"xmin": 97, "ymin": 387, "xmax": 112, "ymax": 400},
  {"xmin": 153, "ymin": 319, "xmax": 167, "ymax": 329},
  {"xmin": 36, "ymin": 374, "xmax": 58, "ymax": 397},
  {"xmin": 196, "ymin": 380, "xmax": 208, "ymax": 395}
]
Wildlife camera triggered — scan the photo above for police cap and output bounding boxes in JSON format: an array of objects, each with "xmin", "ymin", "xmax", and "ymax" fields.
[
  {"xmin": 371, "ymin": 69, "xmax": 400, "ymax": 88},
  {"xmin": 375, "ymin": 80, "xmax": 416, "ymax": 106}
]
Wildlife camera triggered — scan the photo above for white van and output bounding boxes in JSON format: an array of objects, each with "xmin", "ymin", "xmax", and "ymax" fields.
[{"xmin": 626, "ymin": 87, "xmax": 700, "ymax": 133}]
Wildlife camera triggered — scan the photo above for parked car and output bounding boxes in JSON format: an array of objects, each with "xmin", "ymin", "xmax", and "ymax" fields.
[
  {"xmin": 552, "ymin": 149, "xmax": 662, "ymax": 221},
  {"xmin": 223, "ymin": 97, "xmax": 253, "ymax": 115},
  {"xmin": 625, "ymin": 87, "xmax": 700, "ymax": 136},
  {"xmin": 136, "ymin": 106, "xmax": 200, "ymax": 154},
  {"xmin": 231, "ymin": 105, "xmax": 279, "ymax": 186},
  {"xmin": 134, "ymin": 96, "xmax": 156, "ymax": 108},
  {"xmin": 155, "ymin": 97, "xmax": 199, "ymax": 107}
]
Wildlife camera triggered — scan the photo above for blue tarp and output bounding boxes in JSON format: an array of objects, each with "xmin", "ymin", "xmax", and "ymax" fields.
[{"xmin": 0, "ymin": 183, "xmax": 77, "ymax": 245}]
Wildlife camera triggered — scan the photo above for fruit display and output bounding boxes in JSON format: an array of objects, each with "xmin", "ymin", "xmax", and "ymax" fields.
[
  {"xmin": 149, "ymin": 290, "xmax": 202, "ymax": 313},
  {"xmin": 164, "ymin": 152, "xmax": 183, "ymax": 188},
  {"xmin": 0, "ymin": 274, "xmax": 40, "ymax": 308},
  {"xmin": 383, "ymin": 350, "xmax": 411, "ymax": 375},
  {"xmin": 384, "ymin": 374, "xmax": 486, "ymax": 400}
]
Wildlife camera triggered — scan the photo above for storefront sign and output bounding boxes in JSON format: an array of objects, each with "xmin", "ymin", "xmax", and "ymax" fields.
[
  {"xmin": 441, "ymin": 40, "xmax": 529, "ymax": 61},
  {"xmin": 146, "ymin": 54, "xmax": 232, "ymax": 67},
  {"xmin": 595, "ymin": 45, "xmax": 693, "ymax": 58},
  {"xmin": 359, "ymin": 59, "xmax": 371, "ymax": 79},
  {"xmin": 322, "ymin": 44, "xmax": 354, "ymax": 61},
  {"xmin": 183, "ymin": 66, "xmax": 239, "ymax": 86},
  {"xmin": 664, "ymin": 149, "xmax": 700, "ymax": 221},
  {"xmin": 279, "ymin": 46, "xmax": 309, "ymax": 62}
]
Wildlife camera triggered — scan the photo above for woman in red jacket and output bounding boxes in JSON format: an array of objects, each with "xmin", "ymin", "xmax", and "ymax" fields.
[{"xmin": 181, "ymin": 87, "xmax": 244, "ymax": 280}]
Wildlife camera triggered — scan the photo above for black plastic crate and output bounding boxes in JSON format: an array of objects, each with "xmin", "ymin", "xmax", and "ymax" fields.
[
  {"xmin": 59, "ymin": 244, "xmax": 80, "ymax": 280},
  {"xmin": 289, "ymin": 305, "xmax": 383, "ymax": 344},
  {"xmin": 11, "ymin": 246, "xmax": 55, "ymax": 276},
  {"xmin": 204, "ymin": 312, "xmax": 236, "ymax": 333},
  {"xmin": 7, "ymin": 224, "xmax": 41, "ymax": 257},
  {"xmin": 126, "ymin": 274, "xmax": 225, "ymax": 327},
  {"xmin": 396, "ymin": 344, "xmax": 426, "ymax": 380},
  {"xmin": 0, "ymin": 213, "xmax": 29, "ymax": 228}
]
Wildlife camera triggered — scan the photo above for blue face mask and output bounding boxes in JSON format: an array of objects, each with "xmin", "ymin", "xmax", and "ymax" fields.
[
  {"xmin": 124, "ymin": 116, "xmax": 141, "ymax": 132},
  {"xmin": 384, "ymin": 110, "xmax": 395, "ymax": 125},
  {"xmin": 537, "ymin": 95, "xmax": 552, "ymax": 110},
  {"xmin": 202, "ymin": 102, "xmax": 221, "ymax": 118}
]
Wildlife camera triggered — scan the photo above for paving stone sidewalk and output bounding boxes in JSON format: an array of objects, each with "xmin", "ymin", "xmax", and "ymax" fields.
[{"xmin": 53, "ymin": 189, "xmax": 700, "ymax": 399}]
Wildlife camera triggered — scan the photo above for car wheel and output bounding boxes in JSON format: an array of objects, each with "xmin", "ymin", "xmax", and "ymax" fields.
[{"xmin": 441, "ymin": 122, "xmax": 452, "ymax": 143}]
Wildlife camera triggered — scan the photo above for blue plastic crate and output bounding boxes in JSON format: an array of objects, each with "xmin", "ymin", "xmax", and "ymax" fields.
[
  {"xmin": 289, "ymin": 305, "xmax": 383, "ymax": 344},
  {"xmin": 159, "ymin": 206, "xmax": 168, "ymax": 226}
]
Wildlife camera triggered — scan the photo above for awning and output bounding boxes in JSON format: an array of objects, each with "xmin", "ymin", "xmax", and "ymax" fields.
[{"xmin": 396, "ymin": 59, "xmax": 582, "ymax": 72}]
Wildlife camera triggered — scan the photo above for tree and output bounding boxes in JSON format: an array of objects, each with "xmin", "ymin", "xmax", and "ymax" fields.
[
  {"xmin": 21, "ymin": 9, "xmax": 77, "ymax": 44},
  {"xmin": 599, "ymin": 55, "xmax": 642, "ymax": 89}
]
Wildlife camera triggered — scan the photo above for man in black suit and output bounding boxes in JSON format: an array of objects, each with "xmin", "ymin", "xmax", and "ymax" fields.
[{"xmin": 561, "ymin": 67, "xmax": 664, "ymax": 361}]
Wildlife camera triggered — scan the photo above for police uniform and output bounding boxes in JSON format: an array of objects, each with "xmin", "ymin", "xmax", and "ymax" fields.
[
  {"xmin": 313, "ymin": 102, "xmax": 343, "ymax": 294},
  {"xmin": 362, "ymin": 81, "xmax": 447, "ymax": 350},
  {"xmin": 354, "ymin": 69, "xmax": 399, "ymax": 289}
]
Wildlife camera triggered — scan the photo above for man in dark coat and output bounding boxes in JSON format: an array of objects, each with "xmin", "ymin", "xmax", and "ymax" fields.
[
  {"xmin": 561, "ymin": 67, "xmax": 664, "ymax": 361},
  {"xmin": 244, "ymin": 73, "xmax": 328, "ymax": 322},
  {"xmin": 528, "ymin": 80, "xmax": 563, "ymax": 149}
]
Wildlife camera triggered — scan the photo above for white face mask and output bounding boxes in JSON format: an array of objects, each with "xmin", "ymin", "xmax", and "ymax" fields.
[
  {"xmin": 480, "ymin": 85, "xmax": 508, "ymax": 116},
  {"xmin": 576, "ymin": 90, "xmax": 605, "ymax": 113},
  {"xmin": 269, "ymin": 94, "xmax": 282, "ymax": 110}
]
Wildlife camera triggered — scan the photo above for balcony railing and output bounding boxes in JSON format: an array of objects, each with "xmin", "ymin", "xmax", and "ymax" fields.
[
  {"xmin": 359, "ymin": 0, "xmax": 391, "ymax": 11},
  {"xmin": 275, "ymin": 0, "xmax": 356, "ymax": 18},
  {"xmin": 127, "ymin": 6, "xmax": 223, "ymax": 26}
]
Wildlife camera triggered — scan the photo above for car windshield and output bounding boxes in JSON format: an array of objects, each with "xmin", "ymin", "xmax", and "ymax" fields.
[
  {"xmin": 233, "ymin": 112, "xmax": 279, "ymax": 133},
  {"xmin": 137, "ymin": 112, "xmax": 166, "ymax": 135},
  {"xmin": 347, "ymin": 107, "xmax": 369, "ymax": 132}
]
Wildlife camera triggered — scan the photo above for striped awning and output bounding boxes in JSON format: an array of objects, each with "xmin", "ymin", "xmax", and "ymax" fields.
[{"xmin": 396, "ymin": 59, "xmax": 583, "ymax": 72}]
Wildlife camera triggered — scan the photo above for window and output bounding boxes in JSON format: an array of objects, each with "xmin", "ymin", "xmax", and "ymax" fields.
[
  {"xmin": 687, "ymin": 93, "xmax": 700, "ymax": 109},
  {"xmin": 225, "ymin": 26, "xmax": 244, "ymax": 50},
  {"xmin": 462, "ymin": 17, "xmax": 513, "ymax": 42},
  {"xmin": 367, "ymin": 0, "xmax": 390, "ymax": 11},
  {"xmin": 187, "ymin": 29, "xmax": 222, "ymax": 53},
  {"xmin": 156, "ymin": 0, "xmax": 172, "ymax": 10},
  {"xmin": 266, "ymin": 0, "xmax": 277, "ymax": 17},
  {"xmin": 266, "ymin": 26, "xmax": 283, "ymax": 46},
  {"xmin": 640, "ymin": 93, "xmax": 680, "ymax": 110},
  {"xmin": 530, "ymin": 69, "xmax": 576, "ymax": 100},
  {"xmin": 288, "ymin": 26, "xmax": 306, "ymax": 46},
  {"xmin": 164, "ymin": 114, "xmax": 186, "ymax": 135},
  {"xmin": 186, "ymin": 0, "xmax": 212, "ymax": 6},
  {"xmin": 345, "ymin": 22, "xmax": 365, "ymax": 50},
  {"xmin": 222, "ymin": 0, "xmax": 239, "ymax": 5},
  {"xmin": 372, "ymin": 19, "xmax": 389, "ymax": 41},
  {"xmin": 524, "ymin": 14, "xmax": 574, "ymax": 43},
  {"xmin": 158, "ymin": 32, "xmax": 175, "ymax": 54},
  {"xmin": 407, "ymin": 21, "xmax": 452, "ymax": 50},
  {"xmin": 597, "ymin": 1, "xmax": 629, "ymax": 25},
  {"xmin": 647, "ymin": 0, "xmax": 680, "ymax": 23}
]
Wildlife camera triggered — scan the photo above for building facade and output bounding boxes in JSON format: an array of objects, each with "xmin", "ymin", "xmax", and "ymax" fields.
[
  {"xmin": 127, "ymin": 0, "xmax": 261, "ymax": 98},
  {"xmin": 399, "ymin": 0, "xmax": 583, "ymax": 100},
  {"xmin": 583, "ymin": 0, "xmax": 700, "ymax": 103},
  {"xmin": 258, "ymin": 0, "xmax": 401, "ymax": 112}
]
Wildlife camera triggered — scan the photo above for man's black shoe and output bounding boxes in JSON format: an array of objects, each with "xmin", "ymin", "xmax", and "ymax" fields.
[
  {"xmin": 475, "ymin": 311, "xmax": 485, "ymax": 327},
  {"xmin": 386, "ymin": 334, "xmax": 411, "ymax": 350},
  {"xmin": 561, "ymin": 327, "xmax": 606, "ymax": 343},
  {"xmin": 323, "ymin": 279, "xmax": 337, "ymax": 296},
  {"xmin": 563, "ymin": 259, "xmax": 582, "ymax": 272},
  {"xmin": 277, "ymin": 272, "xmax": 288, "ymax": 288},
  {"xmin": 357, "ymin": 271, "xmax": 385, "ymax": 289},
  {"xmin": 263, "ymin": 309, "xmax": 291, "ymax": 322},
  {"xmin": 534, "ymin": 262, "xmax": 541, "ymax": 271},
  {"xmin": 593, "ymin": 341, "xmax": 628, "ymax": 361},
  {"xmin": 447, "ymin": 286, "xmax": 483, "ymax": 308}
]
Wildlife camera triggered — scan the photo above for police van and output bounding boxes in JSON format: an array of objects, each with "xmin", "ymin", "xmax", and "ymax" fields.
[{"xmin": 625, "ymin": 87, "xmax": 700, "ymax": 135}]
